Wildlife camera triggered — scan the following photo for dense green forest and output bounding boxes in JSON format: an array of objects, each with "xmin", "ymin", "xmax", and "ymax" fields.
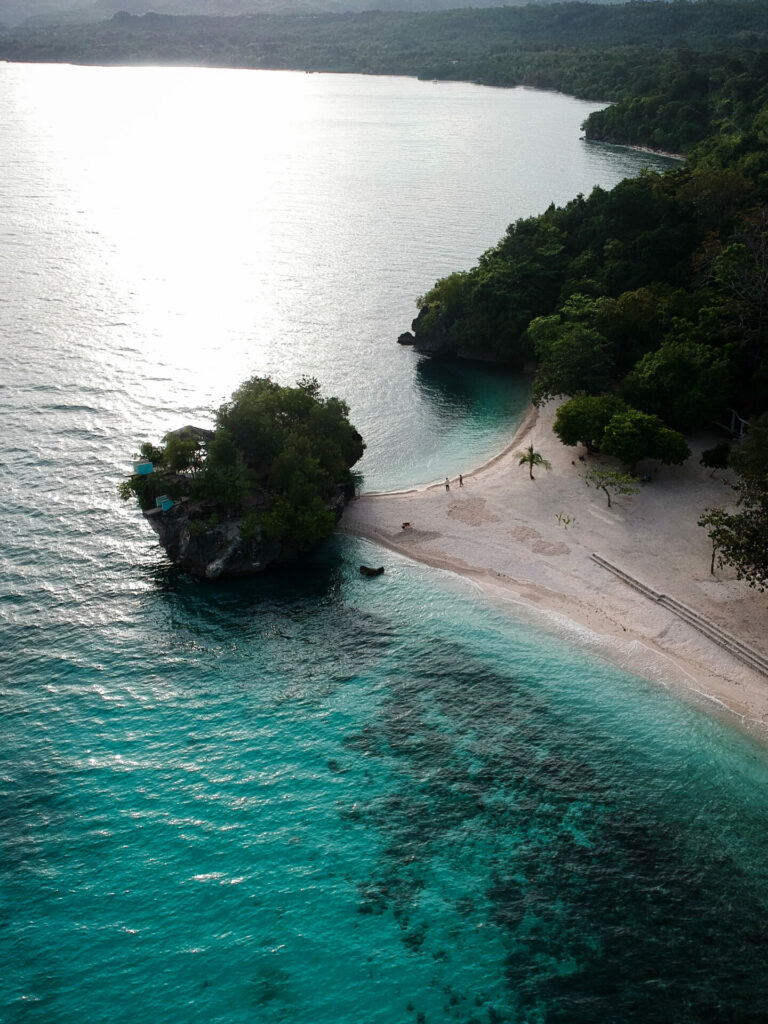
[{"xmin": 414, "ymin": 139, "xmax": 768, "ymax": 413}]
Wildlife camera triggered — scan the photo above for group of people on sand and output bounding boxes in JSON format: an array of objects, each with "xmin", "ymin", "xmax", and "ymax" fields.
[{"xmin": 402, "ymin": 473, "xmax": 465, "ymax": 530}]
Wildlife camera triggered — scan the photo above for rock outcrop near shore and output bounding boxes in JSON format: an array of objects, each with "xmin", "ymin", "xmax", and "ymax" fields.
[
  {"xmin": 407, "ymin": 305, "xmax": 456, "ymax": 358},
  {"xmin": 405, "ymin": 306, "xmax": 533, "ymax": 367},
  {"xmin": 143, "ymin": 482, "xmax": 353, "ymax": 579},
  {"xmin": 144, "ymin": 501, "xmax": 281, "ymax": 579},
  {"xmin": 122, "ymin": 376, "xmax": 364, "ymax": 580}
]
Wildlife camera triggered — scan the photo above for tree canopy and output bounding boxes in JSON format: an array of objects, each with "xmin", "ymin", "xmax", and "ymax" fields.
[
  {"xmin": 553, "ymin": 393, "xmax": 627, "ymax": 453},
  {"xmin": 620, "ymin": 338, "xmax": 732, "ymax": 432},
  {"xmin": 700, "ymin": 414, "xmax": 768, "ymax": 590},
  {"xmin": 406, "ymin": 37, "xmax": 768, "ymax": 439},
  {"xmin": 600, "ymin": 409, "xmax": 690, "ymax": 474},
  {"xmin": 552, "ymin": 393, "xmax": 691, "ymax": 473},
  {"xmin": 528, "ymin": 318, "xmax": 613, "ymax": 407},
  {"xmin": 121, "ymin": 376, "xmax": 364, "ymax": 557},
  {"xmin": 583, "ymin": 467, "xmax": 639, "ymax": 509}
]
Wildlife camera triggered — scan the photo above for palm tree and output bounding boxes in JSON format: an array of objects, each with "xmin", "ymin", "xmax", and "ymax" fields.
[{"xmin": 516, "ymin": 444, "xmax": 551, "ymax": 480}]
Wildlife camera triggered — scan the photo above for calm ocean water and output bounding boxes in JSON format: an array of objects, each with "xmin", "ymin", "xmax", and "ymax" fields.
[{"xmin": 3, "ymin": 64, "xmax": 768, "ymax": 1023}]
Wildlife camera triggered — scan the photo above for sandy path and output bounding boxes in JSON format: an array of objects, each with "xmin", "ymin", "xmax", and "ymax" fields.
[{"xmin": 340, "ymin": 400, "xmax": 768, "ymax": 740}]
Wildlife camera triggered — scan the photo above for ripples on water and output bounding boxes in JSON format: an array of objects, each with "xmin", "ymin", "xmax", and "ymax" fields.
[
  {"xmin": 0, "ymin": 63, "xmax": 676, "ymax": 493},
  {"xmin": 4, "ymin": 544, "xmax": 768, "ymax": 1023},
  {"xmin": 3, "ymin": 64, "xmax": 767, "ymax": 1023}
]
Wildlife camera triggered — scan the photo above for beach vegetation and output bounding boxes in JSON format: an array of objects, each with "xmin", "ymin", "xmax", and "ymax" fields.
[
  {"xmin": 516, "ymin": 444, "xmax": 551, "ymax": 480},
  {"xmin": 730, "ymin": 414, "xmax": 768, "ymax": 496},
  {"xmin": 583, "ymin": 468, "xmax": 639, "ymax": 509},
  {"xmin": 698, "ymin": 507, "xmax": 732, "ymax": 577},
  {"xmin": 620, "ymin": 339, "xmax": 732, "ymax": 433},
  {"xmin": 699, "ymin": 414, "xmax": 768, "ymax": 589},
  {"xmin": 698, "ymin": 503, "xmax": 768, "ymax": 589},
  {"xmin": 553, "ymin": 393, "xmax": 627, "ymax": 454},
  {"xmin": 600, "ymin": 409, "xmax": 690, "ymax": 475},
  {"xmin": 528, "ymin": 318, "xmax": 613, "ymax": 406},
  {"xmin": 700, "ymin": 442, "xmax": 731, "ymax": 477}
]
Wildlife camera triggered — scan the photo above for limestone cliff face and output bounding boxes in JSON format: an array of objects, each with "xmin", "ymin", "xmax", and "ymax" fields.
[
  {"xmin": 407, "ymin": 307, "xmax": 508, "ymax": 363},
  {"xmin": 144, "ymin": 501, "xmax": 281, "ymax": 579},
  {"xmin": 408, "ymin": 305, "xmax": 456, "ymax": 357},
  {"xmin": 406, "ymin": 308, "xmax": 535, "ymax": 368},
  {"xmin": 143, "ymin": 483, "xmax": 354, "ymax": 580}
]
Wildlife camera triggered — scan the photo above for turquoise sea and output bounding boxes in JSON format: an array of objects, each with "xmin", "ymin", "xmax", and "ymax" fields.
[
  {"xmin": 5, "ymin": 543, "xmax": 768, "ymax": 1023},
  {"xmin": 3, "ymin": 64, "xmax": 768, "ymax": 1023}
]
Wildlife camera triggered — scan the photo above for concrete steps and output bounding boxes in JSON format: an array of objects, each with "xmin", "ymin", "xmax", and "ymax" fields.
[{"xmin": 590, "ymin": 553, "xmax": 768, "ymax": 679}]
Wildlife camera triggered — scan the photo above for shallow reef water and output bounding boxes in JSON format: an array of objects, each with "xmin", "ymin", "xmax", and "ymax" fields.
[{"xmin": 4, "ymin": 539, "xmax": 768, "ymax": 1022}]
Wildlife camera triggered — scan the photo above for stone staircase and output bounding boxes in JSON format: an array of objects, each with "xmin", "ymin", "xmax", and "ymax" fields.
[{"xmin": 590, "ymin": 553, "xmax": 768, "ymax": 679}]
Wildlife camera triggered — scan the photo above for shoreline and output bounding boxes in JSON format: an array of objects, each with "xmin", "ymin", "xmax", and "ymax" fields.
[
  {"xmin": 583, "ymin": 137, "xmax": 685, "ymax": 161},
  {"xmin": 340, "ymin": 400, "xmax": 768, "ymax": 743}
]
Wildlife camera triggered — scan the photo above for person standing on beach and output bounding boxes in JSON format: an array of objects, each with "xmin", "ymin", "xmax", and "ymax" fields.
[
  {"xmin": 459, "ymin": 474, "xmax": 463, "ymax": 487},
  {"xmin": 445, "ymin": 477, "xmax": 450, "ymax": 491}
]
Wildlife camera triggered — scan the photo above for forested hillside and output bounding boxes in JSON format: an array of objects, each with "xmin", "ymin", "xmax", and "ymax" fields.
[
  {"xmin": 414, "ymin": 118, "xmax": 768, "ymax": 413},
  {"xmin": 404, "ymin": 14, "xmax": 768, "ymax": 584}
]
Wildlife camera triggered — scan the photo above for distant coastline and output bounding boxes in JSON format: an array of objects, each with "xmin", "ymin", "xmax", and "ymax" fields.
[{"xmin": 2, "ymin": 1, "xmax": 766, "ymax": 156}]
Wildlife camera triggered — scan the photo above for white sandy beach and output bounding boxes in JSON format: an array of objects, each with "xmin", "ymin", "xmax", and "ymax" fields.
[{"xmin": 340, "ymin": 400, "xmax": 768, "ymax": 739}]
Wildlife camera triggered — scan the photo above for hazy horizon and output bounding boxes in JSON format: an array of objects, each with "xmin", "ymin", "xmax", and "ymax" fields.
[{"xmin": 0, "ymin": 0, "xmax": 620, "ymax": 30}]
